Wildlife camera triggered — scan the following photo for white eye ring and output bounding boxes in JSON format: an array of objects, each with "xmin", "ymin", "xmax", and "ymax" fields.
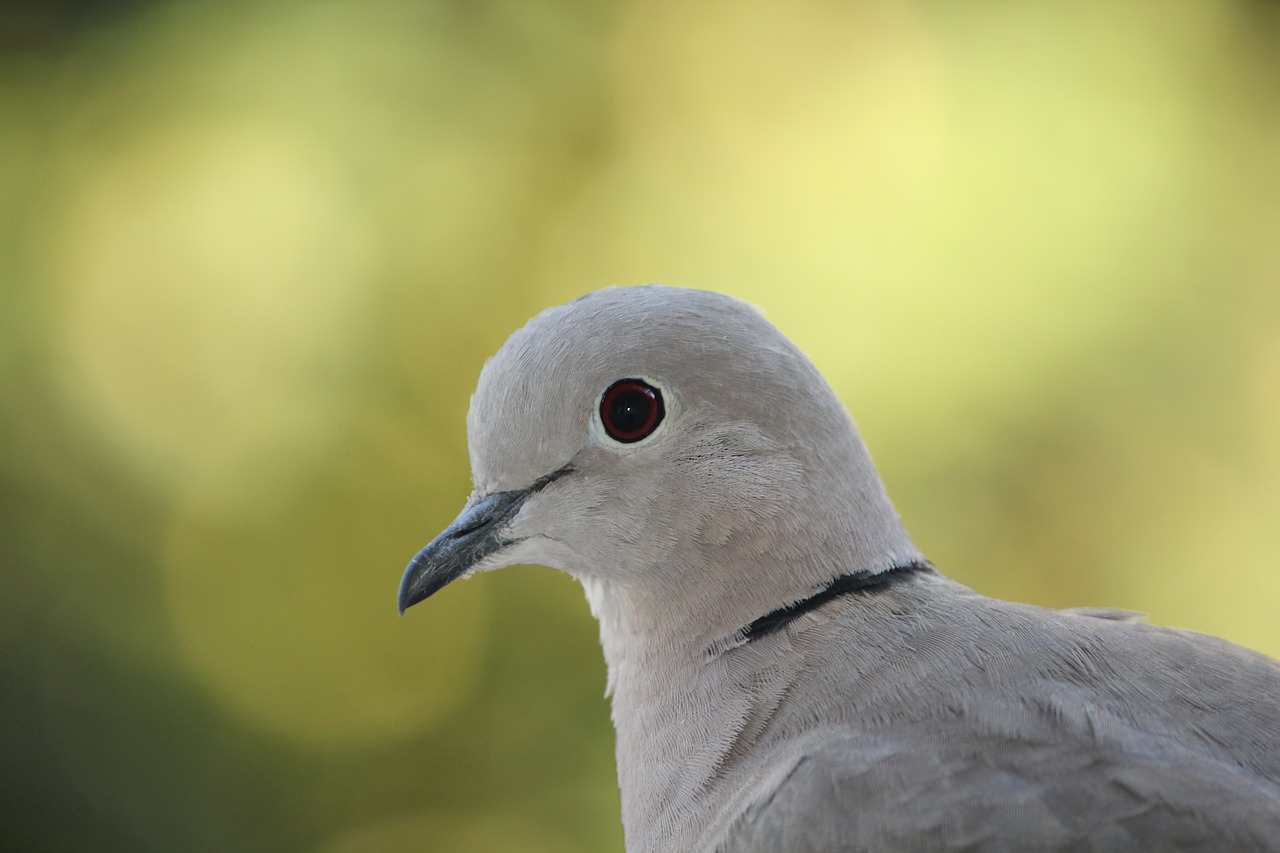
[{"xmin": 589, "ymin": 375, "xmax": 673, "ymax": 450}]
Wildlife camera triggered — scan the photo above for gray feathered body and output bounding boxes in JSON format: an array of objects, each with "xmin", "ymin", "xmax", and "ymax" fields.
[{"xmin": 643, "ymin": 571, "xmax": 1280, "ymax": 851}]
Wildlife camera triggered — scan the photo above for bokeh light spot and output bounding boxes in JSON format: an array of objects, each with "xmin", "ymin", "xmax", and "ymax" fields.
[
  {"xmin": 163, "ymin": 424, "xmax": 488, "ymax": 750},
  {"xmin": 48, "ymin": 117, "xmax": 375, "ymax": 513}
]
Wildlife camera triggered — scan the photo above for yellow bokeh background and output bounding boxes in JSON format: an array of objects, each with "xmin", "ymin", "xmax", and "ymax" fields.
[{"xmin": 2, "ymin": 1, "xmax": 1278, "ymax": 850}]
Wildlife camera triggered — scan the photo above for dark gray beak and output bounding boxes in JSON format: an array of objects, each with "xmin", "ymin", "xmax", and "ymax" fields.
[
  {"xmin": 397, "ymin": 489, "xmax": 530, "ymax": 615},
  {"xmin": 398, "ymin": 466, "xmax": 574, "ymax": 615}
]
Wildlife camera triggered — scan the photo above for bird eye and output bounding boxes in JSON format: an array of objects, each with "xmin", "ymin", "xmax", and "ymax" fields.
[{"xmin": 600, "ymin": 379, "xmax": 665, "ymax": 443}]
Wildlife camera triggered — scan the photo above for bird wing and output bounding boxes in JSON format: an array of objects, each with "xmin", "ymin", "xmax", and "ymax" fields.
[{"xmin": 720, "ymin": 725, "xmax": 1280, "ymax": 852}]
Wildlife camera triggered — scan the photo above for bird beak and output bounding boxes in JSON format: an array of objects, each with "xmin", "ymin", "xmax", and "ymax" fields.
[{"xmin": 398, "ymin": 488, "xmax": 531, "ymax": 615}]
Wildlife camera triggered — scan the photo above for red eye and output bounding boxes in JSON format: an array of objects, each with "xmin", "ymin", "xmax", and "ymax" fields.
[{"xmin": 600, "ymin": 379, "xmax": 665, "ymax": 443}]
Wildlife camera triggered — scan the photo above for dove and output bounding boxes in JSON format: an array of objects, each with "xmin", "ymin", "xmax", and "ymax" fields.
[{"xmin": 399, "ymin": 285, "xmax": 1280, "ymax": 852}]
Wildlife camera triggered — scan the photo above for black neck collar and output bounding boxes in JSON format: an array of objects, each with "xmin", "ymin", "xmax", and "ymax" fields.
[{"xmin": 737, "ymin": 560, "xmax": 933, "ymax": 645}]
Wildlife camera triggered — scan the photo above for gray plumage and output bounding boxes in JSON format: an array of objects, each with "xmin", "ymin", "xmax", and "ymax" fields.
[{"xmin": 398, "ymin": 285, "xmax": 1280, "ymax": 852}]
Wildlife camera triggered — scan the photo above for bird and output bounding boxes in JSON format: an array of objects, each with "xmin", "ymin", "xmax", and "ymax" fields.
[{"xmin": 397, "ymin": 285, "xmax": 1280, "ymax": 852}]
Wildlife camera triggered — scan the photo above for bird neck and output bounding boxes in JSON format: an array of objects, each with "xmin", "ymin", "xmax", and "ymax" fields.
[{"xmin": 581, "ymin": 539, "xmax": 927, "ymax": 850}]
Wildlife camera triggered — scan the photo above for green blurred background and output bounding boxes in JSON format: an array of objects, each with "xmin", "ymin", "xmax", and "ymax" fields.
[{"xmin": 2, "ymin": 1, "xmax": 1279, "ymax": 850}]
